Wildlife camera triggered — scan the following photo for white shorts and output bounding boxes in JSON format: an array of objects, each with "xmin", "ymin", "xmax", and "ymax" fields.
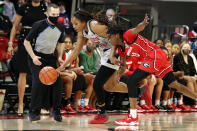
[{"xmin": 100, "ymin": 48, "xmax": 119, "ymax": 70}]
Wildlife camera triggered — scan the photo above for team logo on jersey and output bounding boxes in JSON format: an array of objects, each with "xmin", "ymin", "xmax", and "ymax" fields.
[{"xmin": 143, "ymin": 62, "xmax": 150, "ymax": 68}]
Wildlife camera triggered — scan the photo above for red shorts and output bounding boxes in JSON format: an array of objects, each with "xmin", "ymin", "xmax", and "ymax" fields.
[{"xmin": 138, "ymin": 49, "xmax": 173, "ymax": 78}]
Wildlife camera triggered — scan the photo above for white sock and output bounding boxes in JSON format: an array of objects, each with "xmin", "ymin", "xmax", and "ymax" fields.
[
  {"xmin": 168, "ymin": 99, "xmax": 172, "ymax": 105},
  {"xmin": 155, "ymin": 100, "xmax": 160, "ymax": 106},
  {"xmin": 129, "ymin": 109, "xmax": 137, "ymax": 118},
  {"xmin": 140, "ymin": 100, "xmax": 146, "ymax": 105},
  {"xmin": 178, "ymin": 100, "xmax": 183, "ymax": 105},
  {"xmin": 77, "ymin": 99, "xmax": 81, "ymax": 106},
  {"xmin": 163, "ymin": 100, "xmax": 167, "ymax": 106},
  {"xmin": 84, "ymin": 99, "xmax": 89, "ymax": 106}
]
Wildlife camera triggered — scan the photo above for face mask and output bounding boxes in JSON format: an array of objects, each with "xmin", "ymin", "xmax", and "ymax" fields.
[
  {"xmin": 182, "ymin": 49, "xmax": 190, "ymax": 55},
  {"xmin": 86, "ymin": 45, "xmax": 94, "ymax": 52},
  {"xmin": 49, "ymin": 16, "xmax": 59, "ymax": 24},
  {"xmin": 32, "ymin": 0, "xmax": 40, "ymax": 3},
  {"xmin": 0, "ymin": 8, "xmax": 3, "ymax": 14},
  {"xmin": 108, "ymin": 16, "xmax": 113, "ymax": 22}
]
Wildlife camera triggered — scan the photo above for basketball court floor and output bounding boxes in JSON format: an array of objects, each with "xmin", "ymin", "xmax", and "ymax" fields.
[{"xmin": 1, "ymin": 112, "xmax": 197, "ymax": 131}]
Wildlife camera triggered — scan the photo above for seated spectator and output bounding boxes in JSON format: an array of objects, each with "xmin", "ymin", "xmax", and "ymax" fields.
[
  {"xmin": 173, "ymin": 41, "xmax": 197, "ymax": 110},
  {"xmin": 189, "ymin": 21, "xmax": 197, "ymax": 50},
  {"xmin": 60, "ymin": 37, "xmax": 97, "ymax": 113},
  {"xmin": 3, "ymin": 0, "xmax": 16, "ymax": 22},
  {"xmin": 154, "ymin": 39, "xmax": 164, "ymax": 47},
  {"xmin": 172, "ymin": 44, "xmax": 180, "ymax": 56},
  {"xmin": 0, "ymin": 1, "xmax": 12, "ymax": 35},
  {"xmin": 79, "ymin": 40, "xmax": 98, "ymax": 74}
]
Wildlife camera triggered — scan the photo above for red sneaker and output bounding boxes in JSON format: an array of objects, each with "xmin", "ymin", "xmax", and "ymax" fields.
[
  {"xmin": 61, "ymin": 109, "xmax": 67, "ymax": 114},
  {"xmin": 64, "ymin": 104, "xmax": 77, "ymax": 114},
  {"xmin": 177, "ymin": 104, "xmax": 191, "ymax": 112},
  {"xmin": 191, "ymin": 103, "xmax": 197, "ymax": 111},
  {"xmin": 140, "ymin": 104, "xmax": 153, "ymax": 112},
  {"xmin": 84, "ymin": 105, "xmax": 98, "ymax": 113},
  {"xmin": 168, "ymin": 104, "xmax": 181, "ymax": 112},
  {"xmin": 77, "ymin": 105, "xmax": 89, "ymax": 113},
  {"xmin": 136, "ymin": 105, "xmax": 145, "ymax": 113},
  {"xmin": 89, "ymin": 114, "xmax": 109, "ymax": 124},
  {"xmin": 114, "ymin": 114, "xmax": 138, "ymax": 126}
]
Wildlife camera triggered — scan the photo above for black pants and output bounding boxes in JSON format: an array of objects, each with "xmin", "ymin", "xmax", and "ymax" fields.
[
  {"xmin": 93, "ymin": 65, "xmax": 116, "ymax": 105},
  {"xmin": 28, "ymin": 51, "xmax": 62, "ymax": 111}
]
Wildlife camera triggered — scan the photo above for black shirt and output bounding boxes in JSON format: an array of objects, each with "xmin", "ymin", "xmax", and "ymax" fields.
[
  {"xmin": 17, "ymin": 2, "xmax": 46, "ymax": 27},
  {"xmin": 173, "ymin": 53, "xmax": 197, "ymax": 76},
  {"xmin": 26, "ymin": 19, "xmax": 66, "ymax": 54}
]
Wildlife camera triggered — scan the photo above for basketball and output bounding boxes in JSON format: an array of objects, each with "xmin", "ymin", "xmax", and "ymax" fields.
[{"xmin": 39, "ymin": 66, "xmax": 58, "ymax": 85}]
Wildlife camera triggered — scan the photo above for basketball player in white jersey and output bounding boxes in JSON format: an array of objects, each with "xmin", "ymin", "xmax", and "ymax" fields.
[{"xmin": 57, "ymin": 9, "xmax": 128, "ymax": 124}]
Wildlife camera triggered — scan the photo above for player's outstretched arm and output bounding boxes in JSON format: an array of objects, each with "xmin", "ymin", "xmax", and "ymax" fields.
[{"xmin": 132, "ymin": 14, "xmax": 149, "ymax": 35}]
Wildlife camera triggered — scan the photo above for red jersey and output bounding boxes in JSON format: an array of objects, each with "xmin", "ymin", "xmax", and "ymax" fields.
[{"xmin": 118, "ymin": 29, "xmax": 173, "ymax": 78}]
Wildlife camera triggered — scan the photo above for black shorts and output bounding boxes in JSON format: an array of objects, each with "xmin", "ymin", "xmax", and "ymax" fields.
[{"xmin": 72, "ymin": 74, "xmax": 87, "ymax": 92}]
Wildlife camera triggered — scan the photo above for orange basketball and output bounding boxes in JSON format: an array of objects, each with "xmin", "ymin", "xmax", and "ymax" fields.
[{"xmin": 39, "ymin": 66, "xmax": 58, "ymax": 85}]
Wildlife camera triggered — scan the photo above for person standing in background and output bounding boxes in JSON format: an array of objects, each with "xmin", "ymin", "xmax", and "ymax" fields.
[{"xmin": 7, "ymin": 0, "xmax": 46, "ymax": 116}]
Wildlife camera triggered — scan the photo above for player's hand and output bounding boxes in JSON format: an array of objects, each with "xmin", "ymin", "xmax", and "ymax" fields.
[
  {"xmin": 56, "ymin": 65, "xmax": 65, "ymax": 72},
  {"xmin": 7, "ymin": 45, "xmax": 14, "ymax": 56},
  {"xmin": 74, "ymin": 69, "xmax": 83, "ymax": 75},
  {"xmin": 32, "ymin": 55, "xmax": 42, "ymax": 66},
  {"xmin": 58, "ymin": 57, "xmax": 64, "ymax": 66},
  {"xmin": 143, "ymin": 14, "xmax": 149, "ymax": 26},
  {"xmin": 110, "ymin": 57, "xmax": 122, "ymax": 66}
]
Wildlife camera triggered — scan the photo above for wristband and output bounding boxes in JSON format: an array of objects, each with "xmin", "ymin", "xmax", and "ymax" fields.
[{"xmin": 8, "ymin": 41, "xmax": 13, "ymax": 46}]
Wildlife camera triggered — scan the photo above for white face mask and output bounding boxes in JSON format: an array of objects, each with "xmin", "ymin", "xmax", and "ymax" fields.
[{"xmin": 108, "ymin": 16, "xmax": 113, "ymax": 22}]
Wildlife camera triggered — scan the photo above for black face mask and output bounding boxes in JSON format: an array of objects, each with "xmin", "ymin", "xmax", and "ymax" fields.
[
  {"xmin": 86, "ymin": 45, "xmax": 94, "ymax": 52},
  {"xmin": 182, "ymin": 49, "xmax": 190, "ymax": 55},
  {"xmin": 48, "ymin": 16, "xmax": 58, "ymax": 24}
]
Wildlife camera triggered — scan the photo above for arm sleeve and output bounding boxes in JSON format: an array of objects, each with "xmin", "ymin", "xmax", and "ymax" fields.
[{"xmin": 25, "ymin": 22, "xmax": 41, "ymax": 42}]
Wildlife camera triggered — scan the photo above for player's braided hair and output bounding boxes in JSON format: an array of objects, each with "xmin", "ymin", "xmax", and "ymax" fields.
[{"xmin": 107, "ymin": 24, "xmax": 126, "ymax": 40}]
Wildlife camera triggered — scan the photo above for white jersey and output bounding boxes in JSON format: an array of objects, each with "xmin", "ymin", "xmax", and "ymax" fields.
[{"xmin": 82, "ymin": 20, "xmax": 119, "ymax": 70}]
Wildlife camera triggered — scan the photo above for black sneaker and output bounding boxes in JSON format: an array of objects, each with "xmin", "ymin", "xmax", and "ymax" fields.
[
  {"xmin": 155, "ymin": 105, "xmax": 166, "ymax": 112},
  {"xmin": 51, "ymin": 108, "xmax": 62, "ymax": 122},
  {"xmin": 29, "ymin": 110, "xmax": 40, "ymax": 122},
  {"xmin": 162, "ymin": 105, "xmax": 175, "ymax": 112}
]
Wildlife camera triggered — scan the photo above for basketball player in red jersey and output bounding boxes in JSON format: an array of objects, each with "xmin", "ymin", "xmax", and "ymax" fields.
[{"xmin": 107, "ymin": 14, "xmax": 197, "ymax": 126}]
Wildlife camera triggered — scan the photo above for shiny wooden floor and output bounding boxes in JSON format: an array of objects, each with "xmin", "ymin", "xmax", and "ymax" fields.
[{"xmin": 1, "ymin": 112, "xmax": 197, "ymax": 131}]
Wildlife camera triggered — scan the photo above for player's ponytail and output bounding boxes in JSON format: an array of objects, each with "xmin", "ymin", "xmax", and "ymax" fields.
[{"xmin": 73, "ymin": 8, "xmax": 93, "ymax": 22}]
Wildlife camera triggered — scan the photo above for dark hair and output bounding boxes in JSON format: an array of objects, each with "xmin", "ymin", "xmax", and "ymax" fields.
[
  {"xmin": 73, "ymin": 8, "xmax": 93, "ymax": 22},
  {"xmin": 74, "ymin": 8, "xmax": 109, "ymax": 26},
  {"xmin": 160, "ymin": 46, "xmax": 168, "ymax": 53},
  {"xmin": 107, "ymin": 24, "xmax": 125, "ymax": 39},
  {"xmin": 92, "ymin": 9, "xmax": 109, "ymax": 26}
]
